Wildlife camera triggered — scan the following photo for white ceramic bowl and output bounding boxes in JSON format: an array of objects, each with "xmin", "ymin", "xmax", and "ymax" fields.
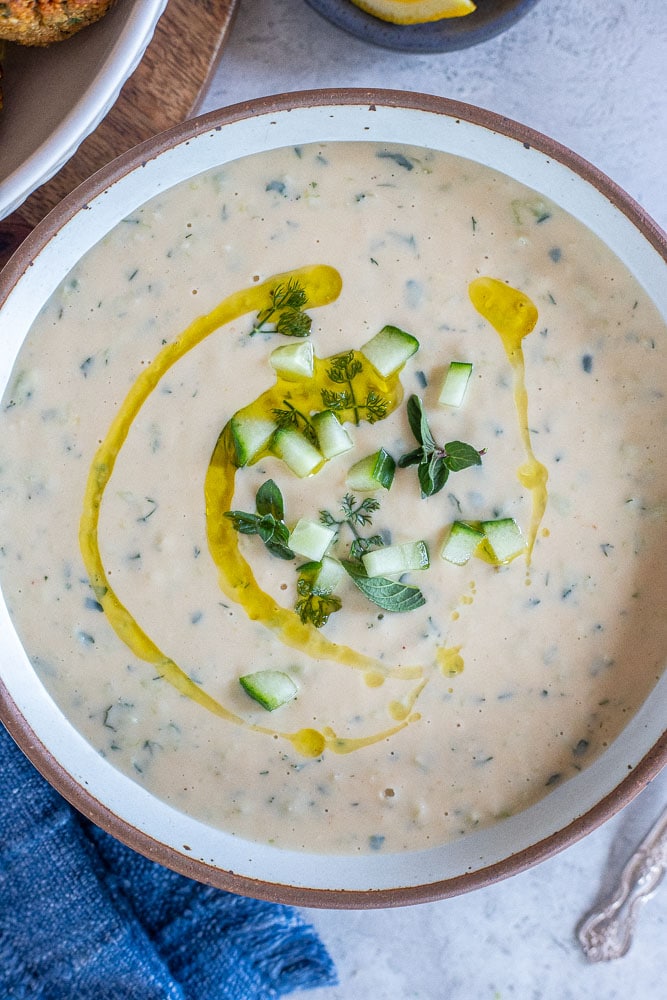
[
  {"xmin": 0, "ymin": 90, "xmax": 665, "ymax": 907},
  {"xmin": 0, "ymin": 0, "xmax": 167, "ymax": 220}
]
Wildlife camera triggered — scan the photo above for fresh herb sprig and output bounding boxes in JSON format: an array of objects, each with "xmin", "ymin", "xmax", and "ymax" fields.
[
  {"xmin": 295, "ymin": 568, "xmax": 342, "ymax": 628},
  {"xmin": 250, "ymin": 278, "xmax": 312, "ymax": 337},
  {"xmin": 321, "ymin": 351, "xmax": 388, "ymax": 425},
  {"xmin": 398, "ymin": 395, "xmax": 484, "ymax": 498},
  {"xmin": 224, "ymin": 480, "xmax": 294, "ymax": 560},
  {"xmin": 320, "ymin": 494, "xmax": 425, "ymax": 613},
  {"xmin": 320, "ymin": 494, "xmax": 384, "ymax": 560},
  {"xmin": 272, "ymin": 400, "xmax": 318, "ymax": 445}
]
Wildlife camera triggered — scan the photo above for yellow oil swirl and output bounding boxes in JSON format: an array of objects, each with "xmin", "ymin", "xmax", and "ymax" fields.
[
  {"xmin": 468, "ymin": 276, "xmax": 548, "ymax": 562},
  {"xmin": 80, "ymin": 264, "xmax": 424, "ymax": 756},
  {"xmin": 436, "ymin": 645, "xmax": 465, "ymax": 676},
  {"xmin": 205, "ymin": 354, "xmax": 406, "ymax": 675},
  {"xmin": 389, "ymin": 677, "xmax": 427, "ymax": 721}
]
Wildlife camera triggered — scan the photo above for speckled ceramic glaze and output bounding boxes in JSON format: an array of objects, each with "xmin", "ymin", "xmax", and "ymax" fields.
[
  {"xmin": 0, "ymin": 90, "xmax": 665, "ymax": 907},
  {"xmin": 304, "ymin": 0, "xmax": 542, "ymax": 53}
]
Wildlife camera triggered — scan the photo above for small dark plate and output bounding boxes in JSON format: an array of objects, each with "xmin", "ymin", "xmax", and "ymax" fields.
[{"xmin": 304, "ymin": 0, "xmax": 542, "ymax": 53}]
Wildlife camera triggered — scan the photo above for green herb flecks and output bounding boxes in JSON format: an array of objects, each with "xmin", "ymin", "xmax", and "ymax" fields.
[
  {"xmin": 398, "ymin": 395, "xmax": 484, "ymax": 498},
  {"xmin": 224, "ymin": 479, "xmax": 294, "ymax": 560},
  {"xmin": 321, "ymin": 351, "xmax": 388, "ymax": 425},
  {"xmin": 250, "ymin": 278, "xmax": 312, "ymax": 337},
  {"xmin": 137, "ymin": 497, "xmax": 158, "ymax": 523},
  {"xmin": 376, "ymin": 150, "xmax": 414, "ymax": 171}
]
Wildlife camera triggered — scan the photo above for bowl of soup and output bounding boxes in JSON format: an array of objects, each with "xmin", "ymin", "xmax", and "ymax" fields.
[{"xmin": 0, "ymin": 90, "xmax": 665, "ymax": 906}]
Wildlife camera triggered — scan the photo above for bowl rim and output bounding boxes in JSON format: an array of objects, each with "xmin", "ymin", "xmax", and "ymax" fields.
[
  {"xmin": 2, "ymin": 681, "xmax": 665, "ymax": 908},
  {"xmin": 3, "ymin": 87, "xmax": 666, "ymax": 286},
  {"xmin": 1, "ymin": 88, "xmax": 666, "ymax": 908}
]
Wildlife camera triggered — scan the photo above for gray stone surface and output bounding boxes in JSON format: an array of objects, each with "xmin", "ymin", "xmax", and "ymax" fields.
[{"xmin": 201, "ymin": 3, "xmax": 667, "ymax": 995}]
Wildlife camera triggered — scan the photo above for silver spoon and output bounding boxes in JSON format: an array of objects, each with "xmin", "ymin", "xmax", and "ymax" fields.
[{"xmin": 577, "ymin": 804, "xmax": 667, "ymax": 961}]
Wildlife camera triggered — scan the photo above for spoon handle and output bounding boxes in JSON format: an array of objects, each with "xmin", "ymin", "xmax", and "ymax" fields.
[{"xmin": 577, "ymin": 805, "xmax": 667, "ymax": 961}]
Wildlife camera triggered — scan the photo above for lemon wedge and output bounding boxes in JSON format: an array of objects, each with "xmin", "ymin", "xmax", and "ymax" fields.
[{"xmin": 349, "ymin": 0, "xmax": 476, "ymax": 24}]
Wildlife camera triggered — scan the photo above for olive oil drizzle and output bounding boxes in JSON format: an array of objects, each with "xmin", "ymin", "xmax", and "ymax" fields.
[
  {"xmin": 205, "ymin": 352, "xmax": 407, "ymax": 675},
  {"xmin": 468, "ymin": 276, "xmax": 548, "ymax": 563},
  {"xmin": 80, "ymin": 264, "xmax": 423, "ymax": 757},
  {"xmin": 80, "ymin": 268, "xmax": 544, "ymax": 756}
]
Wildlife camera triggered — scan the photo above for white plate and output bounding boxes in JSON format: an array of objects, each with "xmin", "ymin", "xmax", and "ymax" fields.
[{"xmin": 0, "ymin": 0, "xmax": 168, "ymax": 220}]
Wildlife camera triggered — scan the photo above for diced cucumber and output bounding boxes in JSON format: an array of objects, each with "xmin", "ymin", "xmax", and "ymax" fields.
[
  {"xmin": 314, "ymin": 555, "xmax": 345, "ymax": 593},
  {"xmin": 289, "ymin": 518, "xmax": 336, "ymax": 561},
  {"xmin": 480, "ymin": 517, "xmax": 526, "ymax": 564},
  {"xmin": 362, "ymin": 540, "xmax": 429, "ymax": 578},
  {"xmin": 229, "ymin": 413, "xmax": 276, "ymax": 467},
  {"xmin": 311, "ymin": 410, "xmax": 354, "ymax": 459},
  {"xmin": 298, "ymin": 556, "xmax": 345, "ymax": 594},
  {"xmin": 269, "ymin": 341, "xmax": 314, "ymax": 380},
  {"xmin": 359, "ymin": 325, "xmax": 419, "ymax": 378},
  {"xmin": 346, "ymin": 447, "xmax": 396, "ymax": 491},
  {"xmin": 511, "ymin": 196, "xmax": 552, "ymax": 225},
  {"xmin": 272, "ymin": 428, "xmax": 324, "ymax": 477},
  {"xmin": 440, "ymin": 520, "xmax": 484, "ymax": 565},
  {"xmin": 239, "ymin": 669, "xmax": 297, "ymax": 711},
  {"xmin": 438, "ymin": 361, "xmax": 473, "ymax": 408}
]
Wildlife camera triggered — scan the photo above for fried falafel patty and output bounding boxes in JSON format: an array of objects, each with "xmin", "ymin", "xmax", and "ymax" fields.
[{"xmin": 0, "ymin": 0, "xmax": 117, "ymax": 46}]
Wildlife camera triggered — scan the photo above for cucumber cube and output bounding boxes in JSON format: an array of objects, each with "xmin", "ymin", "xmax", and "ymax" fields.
[
  {"xmin": 298, "ymin": 556, "xmax": 345, "ymax": 594},
  {"xmin": 481, "ymin": 517, "xmax": 526, "ymax": 564},
  {"xmin": 311, "ymin": 410, "xmax": 354, "ymax": 459},
  {"xmin": 272, "ymin": 428, "xmax": 324, "ymax": 478},
  {"xmin": 289, "ymin": 518, "xmax": 337, "ymax": 561},
  {"xmin": 269, "ymin": 341, "xmax": 314, "ymax": 380},
  {"xmin": 229, "ymin": 413, "xmax": 276, "ymax": 467},
  {"xmin": 359, "ymin": 325, "xmax": 419, "ymax": 378},
  {"xmin": 346, "ymin": 447, "xmax": 396, "ymax": 491},
  {"xmin": 239, "ymin": 669, "xmax": 297, "ymax": 711},
  {"xmin": 440, "ymin": 520, "xmax": 484, "ymax": 565},
  {"xmin": 362, "ymin": 540, "xmax": 429, "ymax": 578},
  {"xmin": 313, "ymin": 555, "xmax": 345, "ymax": 593},
  {"xmin": 438, "ymin": 361, "xmax": 473, "ymax": 408}
]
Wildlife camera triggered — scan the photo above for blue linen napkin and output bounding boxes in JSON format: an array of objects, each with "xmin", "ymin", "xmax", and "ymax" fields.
[{"xmin": 0, "ymin": 723, "xmax": 337, "ymax": 999}]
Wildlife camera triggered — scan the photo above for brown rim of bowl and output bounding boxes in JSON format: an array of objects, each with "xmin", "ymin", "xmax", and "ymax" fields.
[
  {"xmin": 1, "ymin": 88, "xmax": 666, "ymax": 908},
  {"xmin": 2, "ymin": 680, "xmax": 666, "ymax": 909}
]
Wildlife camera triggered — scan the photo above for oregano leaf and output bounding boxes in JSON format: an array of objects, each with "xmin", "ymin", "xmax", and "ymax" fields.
[
  {"xmin": 406, "ymin": 394, "xmax": 426, "ymax": 446},
  {"xmin": 266, "ymin": 538, "xmax": 297, "ymax": 561},
  {"xmin": 255, "ymin": 479, "xmax": 285, "ymax": 519},
  {"xmin": 399, "ymin": 395, "xmax": 484, "ymax": 498},
  {"xmin": 224, "ymin": 482, "xmax": 294, "ymax": 559},
  {"xmin": 444, "ymin": 441, "xmax": 484, "ymax": 472},
  {"xmin": 340, "ymin": 559, "xmax": 426, "ymax": 612},
  {"xmin": 397, "ymin": 447, "xmax": 423, "ymax": 469},
  {"xmin": 224, "ymin": 510, "xmax": 260, "ymax": 534}
]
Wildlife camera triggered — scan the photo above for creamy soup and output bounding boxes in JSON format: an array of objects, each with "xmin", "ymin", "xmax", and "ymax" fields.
[{"xmin": 0, "ymin": 142, "xmax": 665, "ymax": 854}]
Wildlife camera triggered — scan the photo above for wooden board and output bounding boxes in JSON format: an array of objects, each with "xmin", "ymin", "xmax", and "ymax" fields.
[{"xmin": 0, "ymin": 0, "xmax": 237, "ymax": 269}]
